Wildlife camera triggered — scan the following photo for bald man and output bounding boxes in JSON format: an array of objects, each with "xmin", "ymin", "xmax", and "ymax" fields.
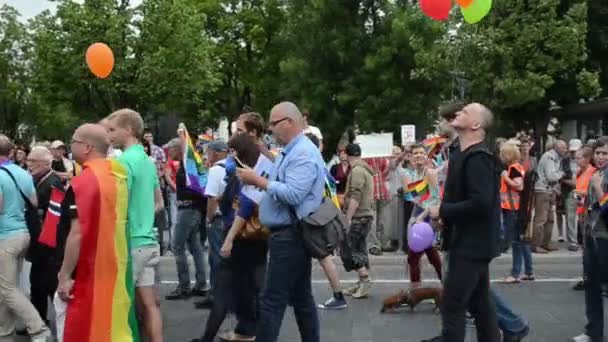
[
  {"xmin": 531, "ymin": 139, "xmax": 567, "ymax": 253},
  {"xmin": 424, "ymin": 103, "xmax": 502, "ymax": 342},
  {"xmin": 237, "ymin": 102, "xmax": 325, "ymax": 342},
  {"xmin": 56, "ymin": 124, "xmax": 139, "ymax": 341}
]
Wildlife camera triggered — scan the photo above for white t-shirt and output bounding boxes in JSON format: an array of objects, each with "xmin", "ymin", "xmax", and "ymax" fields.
[
  {"xmin": 303, "ymin": 125, "xmax": 323, "ymax": 141},
  {"xmin": 204, "ymin": 159, "xmax": 227, "ymax": 200}
]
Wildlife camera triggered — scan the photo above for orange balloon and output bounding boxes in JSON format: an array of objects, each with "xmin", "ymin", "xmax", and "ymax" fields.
[
  {"xmin": 457, "ymin": 0, "xmax": 474, "ymax": 8},
  {"xmin": 86, "ymin": 42, "xmax": 114, "ymax": 79}
]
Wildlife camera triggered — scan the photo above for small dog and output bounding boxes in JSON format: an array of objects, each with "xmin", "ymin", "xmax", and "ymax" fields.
[{"xmin": 380, "ymin": 287, "xmax": 442, "ymax": 313}]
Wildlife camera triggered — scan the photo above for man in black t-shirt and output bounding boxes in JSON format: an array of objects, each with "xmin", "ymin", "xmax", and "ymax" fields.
[{"xmin": 26, "ymin": 146, "xmax": 64, "ymax": 324}]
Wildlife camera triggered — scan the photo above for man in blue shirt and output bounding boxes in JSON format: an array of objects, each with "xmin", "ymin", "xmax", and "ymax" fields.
[
  {"xmin": 237, "ymin": 102, "xmax": 325, "ymax": 342},
  {"xmin": 0, "ymin": 135, "xmax": 51, "ymax": 342}
]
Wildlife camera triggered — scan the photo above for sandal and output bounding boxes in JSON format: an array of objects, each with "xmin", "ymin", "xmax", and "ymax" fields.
[
  {"xmin": 503, "ymin": 276, "xmax": 520, "ymax": 284},
  {"xmin": 521, "ymin": 275, "xmax": 535, "ymax": 281}
]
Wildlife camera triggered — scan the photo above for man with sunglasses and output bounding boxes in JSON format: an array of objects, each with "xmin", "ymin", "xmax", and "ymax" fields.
[{"xmin": 237, "ymin": 102, "xmax": 325, "ymax": 342}]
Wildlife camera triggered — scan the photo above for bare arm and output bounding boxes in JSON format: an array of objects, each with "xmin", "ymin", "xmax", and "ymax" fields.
[
  {"xmin": 345, "ymin": 199, "xmax": 360, "ymax": 223},
  {"xmin": 154, "ymin": 187, "xmax": 164, "ymax": 213},
  {"xmin": 220, "ymin": 216, "xmax": 247, "ymax": 257},
  {"xmin": 206, "ymin": 197, "xmax": 219, "ymax": 222},
  {"xmin": 58, "ymin": 218, "xmax": 81, "ymax": 282},
  {"xmin": 502, "ymin": 172, "xmax": 524, "ymax": 192}
]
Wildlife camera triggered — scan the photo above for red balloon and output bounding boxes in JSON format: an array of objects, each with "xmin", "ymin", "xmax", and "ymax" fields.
[
  {"xmin": 420, "ymin": 0, "xmax": 452, "ymax": 21},
  {"xmin": 457, "ymin": 0, "xmax": 474, "ymax": 8}
]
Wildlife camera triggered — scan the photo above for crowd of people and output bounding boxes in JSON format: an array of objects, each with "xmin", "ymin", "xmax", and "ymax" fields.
[{"xmin": 0, "ymin": 100, "xmax": 606, "ymax": 342}]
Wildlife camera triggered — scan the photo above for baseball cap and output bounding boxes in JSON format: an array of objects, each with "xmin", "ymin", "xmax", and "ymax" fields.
[
  {"xmin": 345, "ymin": 144, "xmax": 362, "ymax": 157},
  {"xmin": 208, "ymin": 140, "xmax": 229, "ymax": 153},
  {"xmin": 50, "ymin": 140, "xmax": 66, "ymax": 149},
  {"xmin": 569, "ymin": 139, "xmax": 582, "ymax": 152}
]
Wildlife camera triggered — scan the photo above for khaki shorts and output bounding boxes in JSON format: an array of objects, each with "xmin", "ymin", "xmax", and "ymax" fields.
[{"xmin": 132, "ymin": 245, "xmax": 160, "ymax": 287}]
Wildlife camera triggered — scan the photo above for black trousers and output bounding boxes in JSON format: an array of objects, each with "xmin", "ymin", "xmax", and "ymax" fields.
[
  {"xmin": 441, "ymin": 255, "xmax": 501, "ymax": 342},
  {"xmin": 583, "ymin": 236, "xmax": 608, "ymax": 341},
  {"xmin": 200, "ymin": 261, "xmax": 265, "ymax": 342},
  {"xmin": 30, "ymin": 260, "xmax": 60, "ymax": 323}
]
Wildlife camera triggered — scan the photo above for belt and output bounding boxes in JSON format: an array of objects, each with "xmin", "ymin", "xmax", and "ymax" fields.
[{"xmin": 177, "ymin": 200, "xmax": 196, "ymax": 208}]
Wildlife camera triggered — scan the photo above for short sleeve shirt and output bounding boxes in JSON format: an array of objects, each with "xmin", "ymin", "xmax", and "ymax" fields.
[
  {"xmin": 0, "ymin": 163, "xmax": 36, "ymax": 239},
  {"xmin": 205, "ymin": 159, "xmax": 227, "ymax": 198},
  {"xmin": 118, "ymin": 144, "xmax": 159, "ymax": 248}
]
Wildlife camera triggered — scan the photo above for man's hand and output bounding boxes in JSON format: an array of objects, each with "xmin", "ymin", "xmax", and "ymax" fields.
[
  {"xmin": 221, "ymin": 238, "xmax": 234, "ymax": 258},
  {"xmin": 501, "ymin": 170, "xmax": 508, "ymax": 179},
  {"xmin": 57, "ymin": 274, "xmax": 74, "ymax": 302},
  {"xmin": 237, "ymin": 167, "xmax": 262, "ymax": 187},
  {"xmin": 429, "ymin": 205, "xmax": 440, "ymax": 219}
]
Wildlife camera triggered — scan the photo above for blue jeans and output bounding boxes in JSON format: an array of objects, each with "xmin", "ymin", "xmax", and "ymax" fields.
[
  {"xmin": 255, "ymin": 226, "xmax": 319, "ymax": 342},
  {"xmin": 491, "ymin": 288, "xmax": 528, "ymax": 336},
  {"xmin": 207, "ymin": 216, "xmax": 226, "ymax": 293},
  {"xmin": 583, "ymin": 235, "xmax": 608, "ymax": 341},
  {"xmin": 172, "ymin": 208, "xmax": 207, "ymax": 290},
  {"xmin": 504, "ymin": 210, "xmax": 533, "ymax": 278}
]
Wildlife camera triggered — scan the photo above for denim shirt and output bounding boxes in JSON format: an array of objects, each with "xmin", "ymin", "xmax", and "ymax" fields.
[{"xmin": 259, "ymin": 134, "xmax": 326, "ymax": 229}]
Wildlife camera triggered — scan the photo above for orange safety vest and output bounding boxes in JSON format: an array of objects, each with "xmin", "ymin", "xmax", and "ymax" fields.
[
  {"xmin": 500, "ymin": 163, "xmax": 525, "ymax": 211},
  {"xmin": 576, "ymin": 166, "xmax": 596, "ymax": 215}
]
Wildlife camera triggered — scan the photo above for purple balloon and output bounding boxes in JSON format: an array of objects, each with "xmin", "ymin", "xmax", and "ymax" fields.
[{"xmin": 408, "ymin": 222, "xmax": 435, "ymax": 252}]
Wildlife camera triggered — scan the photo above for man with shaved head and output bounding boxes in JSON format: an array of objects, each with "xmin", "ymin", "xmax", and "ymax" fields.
[
  {"xmin": 56, "ymin": 123, "xmax": 138, "ymax": 341},
  {"xmin": 237, "ymin": 101, "xmax": 325, "ymax": 342},
  {"xmin": 531, "ymin": 139, "xmax": 567, "ymax": 253},
  {"xmin": 423, "ymin": 103, "xmax": 502, "ymax": 342}
]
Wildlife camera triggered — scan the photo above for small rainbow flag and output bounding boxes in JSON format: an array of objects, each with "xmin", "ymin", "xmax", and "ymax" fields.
[
  {"xmin": 324, "ymin": 174, "xmax": 341, "ymax": 209},
  {"xmin": 599, "ymin": 193, "xmax": 608, "ymax": 214},
  {"xmin": 405, "ymin": 178, "xmax": 431, "ymax": 202},
  {"xmin": 198, "ymin": 133, "xmax": 214, "ymax": 143},
  {"xmin": 179, "ymin": 123, "xmax": 207, "ymax": 195},
  {"xmin": 423, "ymin": 137, "xmax": 447, "ymax": 158},
  {"xmin": 64, "ymin": 159, "xmax": 139, "ymax": 342}
]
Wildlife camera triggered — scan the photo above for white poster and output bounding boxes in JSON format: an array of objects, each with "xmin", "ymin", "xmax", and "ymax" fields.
[
  {"xmin": 356, "ymin": 133, "xmax": 394, "ymax": 158},
  {"xmin": 401, "ymin": 125, "xmax": 416, "ymax": 145},
  {"xmin": 241, "ymin": 154, "xmax": 275, "ymax": 204}
]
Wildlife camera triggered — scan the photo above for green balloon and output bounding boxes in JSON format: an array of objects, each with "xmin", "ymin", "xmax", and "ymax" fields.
[{"xmin": 461, "ymin": 0, "xmax": 492, "ymax": 24}]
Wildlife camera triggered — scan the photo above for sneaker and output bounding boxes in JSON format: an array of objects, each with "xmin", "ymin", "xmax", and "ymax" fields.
[
  {"xmin": 343, "ymin": 282, "xmax": 360, "ymax": 296},
  {"xmin": 317, "ymin": 296, "xmax": 348, "ymax": 310},
  {"xmin": 532, "ymin": 247, "xmax": 548, "ymax": 254},
  {"xmin": 572, "ymin": 333, "xmax": 592, "ymax": 342},
  {"xmin": 30, "ymin": 328, "xmax": 51, "ymax": 342},
  {"xmin": 521, "ymin": 274, "xmax": 535, "ymax": 281},
  {"xmin": 192, "ymin": 285, "xmax": 210, "ymax": 297},
  {"xmin": 544, "ymin": 245, "xmax": 559, "ymax": 252},
  {"xmin": 352, "ymin": 279, "xmax": 371, "ymax": 299},
  {"xmin": 369, "ymin": 246, "xmax": 383, "ymax": 256},
  {"xmin": 165, "ymin": 287, "xmax": 191, "ymax": 300},
  {"xmin": 573, "ymin": 280, "xmax": 586, "ymax": 291},
  {"xmin": 217, "ymin": 330, "xmax": 256, "ymax": 341},
  {"xmin": 568, "ymin": 244, "xmax": 579, "ymax": 252},
  {"xmin": 503, "ymin": 325, "xmax": 529, "ymax": 342}
]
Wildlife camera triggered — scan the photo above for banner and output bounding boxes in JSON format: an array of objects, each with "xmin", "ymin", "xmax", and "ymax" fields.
[
  {"xmin": 401, "ymin": 125, "xmax": 416, "ymax": 145},
  {"xmin": 241, "ymin": 154, "xmax": 275, "ymax": 204},
  {"xmin": 356, "ymin": 133, "xmax": 394, "ymax": 158}
]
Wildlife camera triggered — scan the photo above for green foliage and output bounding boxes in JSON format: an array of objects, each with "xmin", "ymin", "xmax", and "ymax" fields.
[{"xmin": 0, "ymin": 0, "xmax": 604, "ymax": 148}]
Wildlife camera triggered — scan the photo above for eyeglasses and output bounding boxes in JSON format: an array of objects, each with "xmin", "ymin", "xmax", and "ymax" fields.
[
  {"xmin": 268, "ymin": 117, "xmax": 289, "ymax": 128},
  {"xmin": 71, "ymin": 139, "xmax": 85, "ymax": 145}
]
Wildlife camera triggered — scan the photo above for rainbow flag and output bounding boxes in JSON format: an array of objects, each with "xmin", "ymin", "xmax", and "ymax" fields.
[
  {"xmin": 405, "ymin": 178, "xmax": 430, "ymax": 202},
  {"xmin": 599, "ymin": 193, "xmax": 608, "ymax": 215},
  {"xmin": 324, "ymin": 174, "xmax": 341, "ymax": 209},
  {"xmin": 179, "ymin": 123, "xmax": 207, "ymax": 195},
  {"xmin": 423, "ymin": 137, "xmax": 447, "ymax": 158},
  {"xmin": 64, "ymin": 159, "xmax": 139, "ymax": 342}
]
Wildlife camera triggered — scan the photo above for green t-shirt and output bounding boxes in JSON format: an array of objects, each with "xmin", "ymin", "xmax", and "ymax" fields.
[{"xmin": 118, "ymin": 144, "xmax": 159, "ymax": 248}]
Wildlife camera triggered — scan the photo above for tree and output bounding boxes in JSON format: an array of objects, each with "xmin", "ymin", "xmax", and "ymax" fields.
[
  {"xmin": 0, "ymin": 5, "xmax": 30, "ymax": 138},
  {"xmin": 451, "ymin": 0, "xmax": 601, "ymax": 138},
  {"xmin": 587, "ymin": 0, "xmax": 608, "ymax": 96}
]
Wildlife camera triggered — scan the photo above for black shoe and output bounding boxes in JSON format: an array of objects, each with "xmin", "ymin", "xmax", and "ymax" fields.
[
  {"xmin": 503, "ymin": 325, "xmax": 529, "ymax": 342},
  {"xmin": 369, "ymin": 246, "xmax": 383, "ymax": 256},
  {"xmin": 573, "ymin": 280, "xmax": 586, "ymax": 291},
  {"xmin": 194, "ymin": 297, "xmax": 213, "ymax": 309},
  {"xmin": 421, "ymin": 336, "xmax": 442, "ymax": 342},
  {"xmin": 165, "ymin": 287, "xmax": 191, "ymax": 300},
  {"xmin": 191, "ymin": 286, "xmax": 209, "ymax": 297},
  {"xmin": 16, "ymin": 328, "xmax": 28, "ymax": 336}
]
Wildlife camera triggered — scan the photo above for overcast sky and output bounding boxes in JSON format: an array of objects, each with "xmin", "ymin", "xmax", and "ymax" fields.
[{"xmin": 1, "ymin": 0, "xmax": 142, "ymax": 20}]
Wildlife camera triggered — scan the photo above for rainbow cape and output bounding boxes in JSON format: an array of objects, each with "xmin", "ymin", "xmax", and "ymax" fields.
[
  {"xmin": 405, "ymin": 178, "xmax": 431, "ymax": 202},
  {"xmin": 179, "ymin": 123, "xmax": 208, "ymax": 195},
  {"xmin": 64, "ymin": 159, "xmax": 139, "ymax": 342}
]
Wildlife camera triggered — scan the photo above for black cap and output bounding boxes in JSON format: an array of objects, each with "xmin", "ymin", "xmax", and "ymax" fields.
[
  {"xmin": 345, "ymin": 143, "xmax": 361, "ymax": 157},
  {"xmin": 208, "ymin": 140, "xmax": 229, "ymax": 153}
]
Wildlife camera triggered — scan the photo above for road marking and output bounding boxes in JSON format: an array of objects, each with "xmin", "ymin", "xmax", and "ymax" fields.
[{"xmin": 159, "ymin": 277, "xmax": 583, "ymax": 285}]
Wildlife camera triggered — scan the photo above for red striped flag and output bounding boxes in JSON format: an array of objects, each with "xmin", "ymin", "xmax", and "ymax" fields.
[{"xmin": 38, "ymin": 187, "xmax": 65, "ymax": 248}]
